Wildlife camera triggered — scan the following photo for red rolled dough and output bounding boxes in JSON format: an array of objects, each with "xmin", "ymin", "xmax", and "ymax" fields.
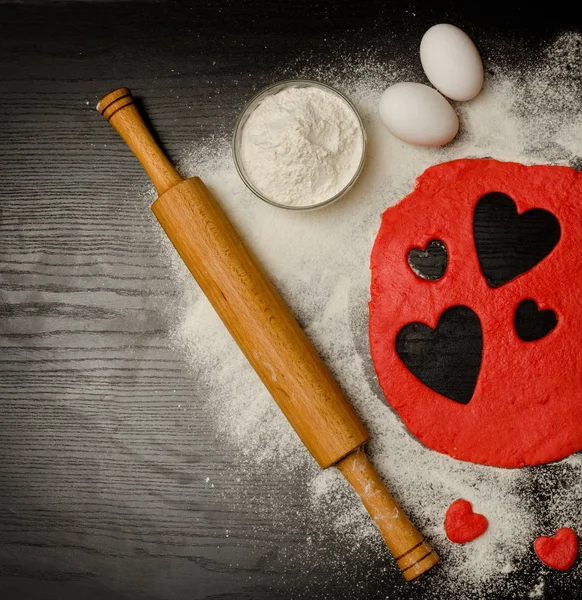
[{"xmin": 369, "ymin": 159, "xmax": 582, "ymax": 467}]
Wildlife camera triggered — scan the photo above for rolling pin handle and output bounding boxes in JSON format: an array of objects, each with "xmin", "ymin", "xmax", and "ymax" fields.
[
  {"xmin": 97, "ymin": 88, "xmax": 183, "ymax": 195},
  {"xmin": 337, "ymin": 449, "xmax": 439, "ymax": 581}
]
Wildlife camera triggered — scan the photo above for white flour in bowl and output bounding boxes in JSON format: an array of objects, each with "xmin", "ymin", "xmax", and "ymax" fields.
[
  {"xmin": 148, "ymin": 31, "xmax": 582, "ymax": 599},
  {"xmin": 238, "ymin": 84, "xmax": 364, "ymax": 207}
]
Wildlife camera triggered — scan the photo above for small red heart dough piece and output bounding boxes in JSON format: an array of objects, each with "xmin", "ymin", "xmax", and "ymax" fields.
[
  {"xmin": 444, "ymin": 499, "xmax": 488, "ymax": 543},
  {"xmin": 534, "ymin": 528, "xmax": 578, "ymax": 571}
]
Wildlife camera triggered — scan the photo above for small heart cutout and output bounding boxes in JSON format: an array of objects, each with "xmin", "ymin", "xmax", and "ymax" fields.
[
  {"xmin": 474, "ymin": 192, "xmax": 560, "ymax": 288},
  {"xmin": 445, "ymin": 499, "xmax": 488, "ymax": 544},
  {"xmin": 407, "ymin": 240, "xmax": 448, "ymax": 281},
  {"xmin": 534, "ymin": 528, "xmax": 578, "ymax": 571},
  {"xmin": 514, "ymin": 299, "xmax": 557, "ymax": 342},
  {"xmin": 396, "ymin": 306, "xmax": 482, "ymax": 404}
]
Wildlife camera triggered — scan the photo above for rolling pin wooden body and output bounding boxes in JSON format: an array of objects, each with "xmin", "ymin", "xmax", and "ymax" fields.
[
  {"xmin": 153, "ymin": 176, "xmax": 368, "ymax": 468},
  {"xmin": 97, "ymin": 88, "xmax": 439, "ymax": 580}
]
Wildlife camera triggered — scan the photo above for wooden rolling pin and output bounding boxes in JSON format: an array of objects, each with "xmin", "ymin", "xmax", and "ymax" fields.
[{"xmin": 97, "ymin": 88, "xmax": 439, "ymax": 580}]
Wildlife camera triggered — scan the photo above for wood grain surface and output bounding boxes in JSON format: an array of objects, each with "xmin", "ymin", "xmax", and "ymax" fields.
[{"xmin": 0, "ymin": 2, "xmax": 579, "ymax": 599}]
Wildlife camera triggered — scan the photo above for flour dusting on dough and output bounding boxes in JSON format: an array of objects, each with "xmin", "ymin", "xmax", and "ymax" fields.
[{"xmin": 152, "ymin": 31, "xmax": 582, "ymax": 599}]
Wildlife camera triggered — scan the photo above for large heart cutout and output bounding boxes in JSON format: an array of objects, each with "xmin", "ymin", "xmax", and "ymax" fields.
[
  {"xmin": 514, "ymin": 299, "xmax": 557, "ymax": 342},
  {"xmin": 534, "ymin": 528, "xmax": 578, "ymax": 571},
  {"xmin": 407, "ymin": 240, "xmax": 448, "ymax": 281},
  {"xmin": 474, "ymin": 192, "xmax": 561, "ymax": 288},
  {"xmin": 444, "ymin": 499, "xmax": 488, "ymax": 544},
  {"xmin": 396, "ymin": 306, "xmax": 482, "ymax": 404}
]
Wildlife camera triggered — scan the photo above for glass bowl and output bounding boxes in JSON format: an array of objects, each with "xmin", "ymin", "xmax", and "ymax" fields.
[{"xmin": 232, "ymin": 79, "xmax": 367, "ymax": 211}]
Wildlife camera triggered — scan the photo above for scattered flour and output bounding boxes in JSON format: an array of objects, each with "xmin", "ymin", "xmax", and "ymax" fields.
[
  {"xmin": 239, "ymin": 84, "xmax": 364, "ymax": 207},
  {"xmin": 151, "ymin": 31, "xmax": 582, "ymax": 598},
  {"xmin": 529, "ymin": 576, "xmax": 545, "ymax": 598}
]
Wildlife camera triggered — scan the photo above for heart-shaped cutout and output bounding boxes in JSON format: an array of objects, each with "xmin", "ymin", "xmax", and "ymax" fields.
[
  {"xmin": 396, "ymin": 306, "xmax": 482, "ymax": 404},
  {"xmin": 474, "ymin": 192, "xmax": 560, "ymax": 288},
  {"xmin": 407, "ymin": 240, "xmax": 448, "ymax": 281},
  {"xmin": 534, "ymin": 528, "xmax": 578, "ymax": 571},
  {"xmin": 514, "ymin": 299, "xmax": 557, "ymax": 342},
  {"xmin": 444, "ymin": 499, "xmax": 488, "ymax": 544}
]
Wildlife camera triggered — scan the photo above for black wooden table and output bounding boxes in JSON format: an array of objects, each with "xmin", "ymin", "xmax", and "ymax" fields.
[{"xmin": 0, "ymin": 2, "xmax": 578, "ymax": 599}]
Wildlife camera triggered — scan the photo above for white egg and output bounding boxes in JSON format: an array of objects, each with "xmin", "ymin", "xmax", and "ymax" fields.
[
  {"xmin": 378, "ymin": 82, "xmax": 459, "ymax": 147},
  {"xmin": 420, "ymin": 24, "xmax": 484, "ymax": 101}
]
